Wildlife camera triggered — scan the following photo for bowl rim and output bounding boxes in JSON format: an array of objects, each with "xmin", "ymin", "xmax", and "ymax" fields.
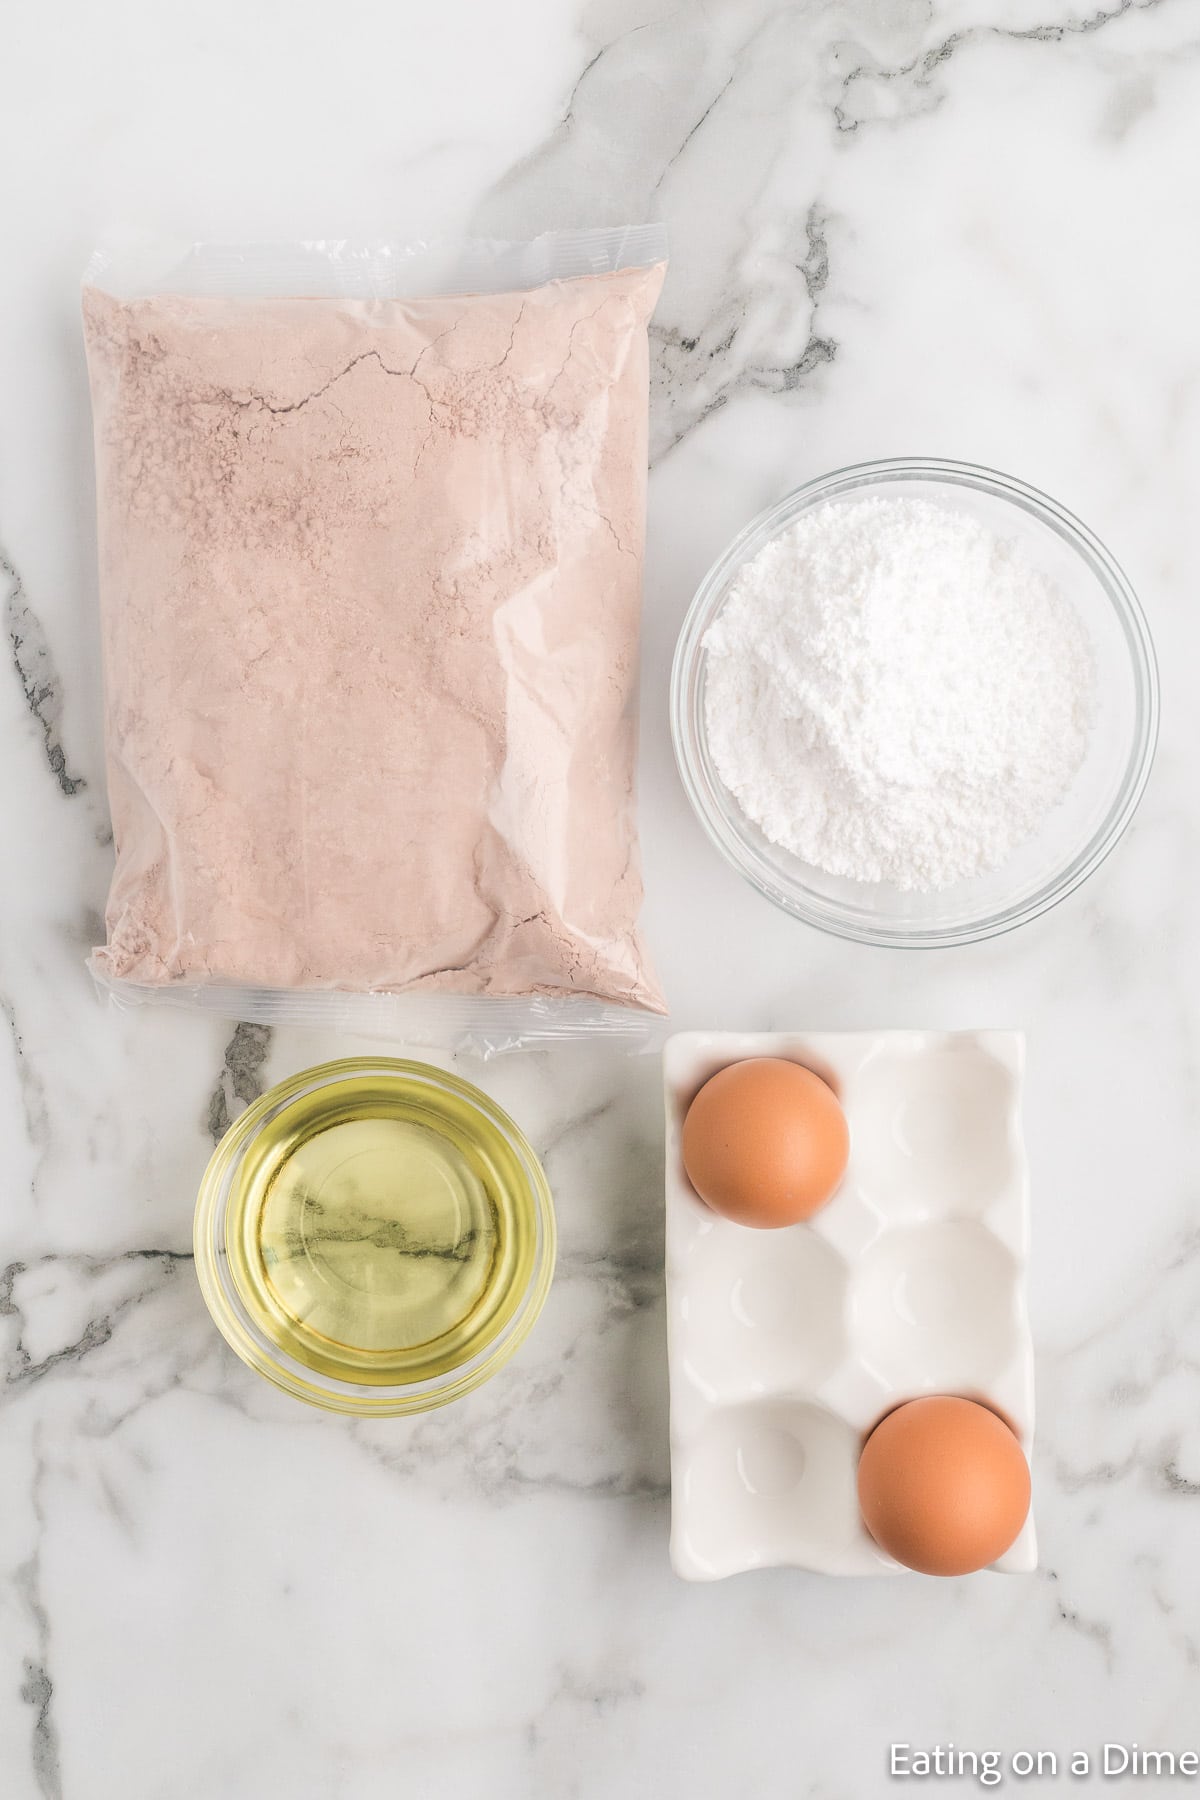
[
  {"xmin": 669, "ymin": 455, "xmax": 1160, "ymax": 948},
  {"xmin": 193, "ymin": 1055, "xmax": 556, "ymax": 1414}
]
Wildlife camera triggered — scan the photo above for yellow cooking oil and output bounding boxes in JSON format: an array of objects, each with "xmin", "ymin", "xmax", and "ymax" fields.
[{"xmin": 224, "ymin": 1068, "xmax": 539, "ymax": 1386}]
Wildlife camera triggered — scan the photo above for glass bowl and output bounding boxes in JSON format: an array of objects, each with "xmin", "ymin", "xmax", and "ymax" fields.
[
  {"xmin": 194, "ymin": 1057, "xmax": 555, "ymax": 1414},
  {"xmin": 670, "ymin": 458, "xmax": 1159, "ymax": 947}
]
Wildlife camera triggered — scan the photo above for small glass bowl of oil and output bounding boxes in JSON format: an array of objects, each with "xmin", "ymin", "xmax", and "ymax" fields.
[{"xmin": 194, "ymin": 1058, "xmax": 555, "ymax": 1414}]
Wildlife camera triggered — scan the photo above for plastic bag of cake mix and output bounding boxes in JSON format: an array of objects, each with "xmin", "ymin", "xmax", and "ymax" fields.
[{"xmin": 81, "ymin": 228, "xmax": 667, "ymax": 1050}]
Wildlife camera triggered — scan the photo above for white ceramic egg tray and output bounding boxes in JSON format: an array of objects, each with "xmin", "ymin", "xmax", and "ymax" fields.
[{"xmin": 664, "ymin": 1031, "xmax": 1036, "ymax": 1579}]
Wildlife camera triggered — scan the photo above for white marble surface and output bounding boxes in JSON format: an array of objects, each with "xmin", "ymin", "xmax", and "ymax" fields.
[{"xmin": 2, "ymin": 2, "xmax": 1198, "ymax": 1795}]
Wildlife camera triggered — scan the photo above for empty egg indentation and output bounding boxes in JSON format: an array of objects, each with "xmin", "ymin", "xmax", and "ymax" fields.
[
  {"xmin": 676, "ymin": 1402, "xmax": 860, "ymax": 1576},
  {"xmin": 736, "ymin": 1426, "xmax": 807, "ymax": 1497},
  {"xmin": 677, "ymin": 1225, "xmax": 848, "ymax": 1401},
  {"xmin": 850, "ymin": 1222, "xmax": 1019, "ymax": 1390},
  {"xmin": 849, "ymin": 1044, "xmax": 1016, "ymax": 1223}
]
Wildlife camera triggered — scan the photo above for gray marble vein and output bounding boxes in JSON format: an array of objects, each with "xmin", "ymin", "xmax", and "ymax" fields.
[
  {"xmin": 205, "ymin": 1022, "xmax": 273, "ymax": 1143},
  {"xmin": 2, "ymin": 546, "xmax": 85, "ymax": 799},
  {"xmin": 834, "ymin": 0, "xmax": 1178, "ymax": 135},
  {"xmin": 1, "ymin": 1252, "xmax": 191, "ymax": 1390},
  {"xmin": 0, "ymin": 993, "xmax": 51, "ymax": 1189},
  {"xmin": 16, "ymin": 1441, "xmax": 62, "ymax": 1800}
]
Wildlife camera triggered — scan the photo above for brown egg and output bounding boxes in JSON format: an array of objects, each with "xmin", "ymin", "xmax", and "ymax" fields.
[
  {"xmin": 681, "ymin": 1057, "xmax": 849, "ymax": 1228},
  {"xmin": 857, "ymin": 1396, "xmax": 1031, "ymax": 1576}
]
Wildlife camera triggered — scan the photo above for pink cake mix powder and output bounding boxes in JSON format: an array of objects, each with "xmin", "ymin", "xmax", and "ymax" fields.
[{"xmin": 83, "ymin": 258, "xmax": 666, "ymax": 1014}]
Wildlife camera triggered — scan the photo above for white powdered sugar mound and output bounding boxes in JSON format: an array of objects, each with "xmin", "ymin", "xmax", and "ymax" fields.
[{"xmin": 703, "ymin": 497, "xmax": 1097, "ymax": 891}]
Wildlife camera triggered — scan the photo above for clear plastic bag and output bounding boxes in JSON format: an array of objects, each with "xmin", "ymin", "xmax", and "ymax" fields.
[{"xmin": 82, "ymin": 227, "xmax": 668, "ymax": 1051}]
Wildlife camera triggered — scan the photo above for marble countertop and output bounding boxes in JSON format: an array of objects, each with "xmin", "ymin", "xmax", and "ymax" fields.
[{"xmin": 2, "ymin": 1, "xmax": 1198, "ymax": 1795}]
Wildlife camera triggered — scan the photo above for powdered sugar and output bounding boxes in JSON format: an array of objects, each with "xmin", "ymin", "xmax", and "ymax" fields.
[{"xmin": 702, "ymin": 497, "xmax": 1096, "ymax": 891}]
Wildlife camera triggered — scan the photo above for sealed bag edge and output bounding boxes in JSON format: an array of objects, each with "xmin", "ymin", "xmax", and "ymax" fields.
[{"xmin": 83, "ymin": 224, "xmax": 669, "ymax": 301}]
